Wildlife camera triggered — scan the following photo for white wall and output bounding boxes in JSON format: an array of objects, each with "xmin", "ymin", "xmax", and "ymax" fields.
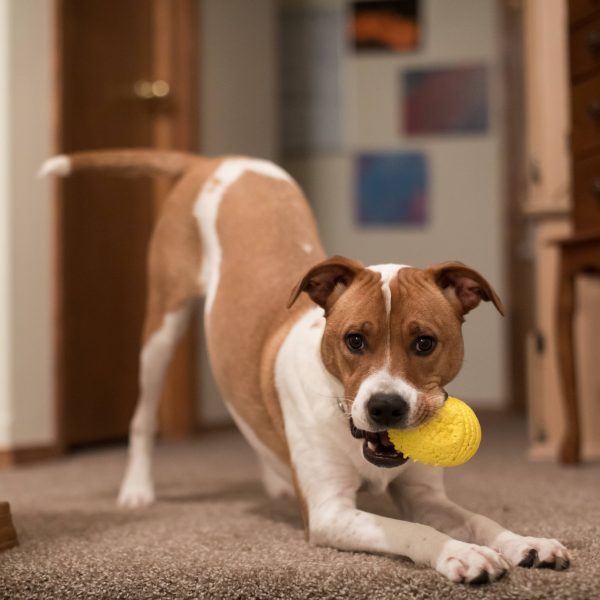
[
  {"xmin": 198, "ymin": 0, "xmax": 278, "ymax": 425},
  {"xmin": 0, "ymin": 0, "xmax": 505, "ymax": 446},
  {"xmin": 285, "ymin": 0, "xmax": 507, "ymax": 408},
  {"xmin": 197, "ymin": 0, "xmax": 507, "ymax": 418},
  {"xmin": 0, "ymin": 0, "xmax": 11, "ymax": 446},
  {"xmin": 200, "ymin": 0, "xmax": 278, "ymax": 158},
  {"xmin": 0, "ymin": 0, "xmax": 54, "ymax": 448}
]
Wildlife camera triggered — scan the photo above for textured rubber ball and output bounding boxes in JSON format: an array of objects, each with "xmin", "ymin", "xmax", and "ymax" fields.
[{"xmin": 387, "ymin": 396, "xmax": 481, "ymax": 467}]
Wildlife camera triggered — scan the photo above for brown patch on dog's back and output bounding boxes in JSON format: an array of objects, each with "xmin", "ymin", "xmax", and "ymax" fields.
[
  {"xmin": 142, "ymin": 159, "xmax": 221, "ymax": 340},
  {"xmin": 205, "ymin": 170, "xmax": 326, "ymax": 464}
]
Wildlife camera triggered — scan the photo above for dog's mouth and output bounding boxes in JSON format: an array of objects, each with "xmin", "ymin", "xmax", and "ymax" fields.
[{"xmin": 350, "ymin": 419, "xmax": 408, "ymax": 468}]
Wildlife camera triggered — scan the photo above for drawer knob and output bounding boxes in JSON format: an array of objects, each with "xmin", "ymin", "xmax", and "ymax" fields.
[
  {"xmin": 588, "ymin": 100, "xmax": 600, "ymax": 119},
  {"xmin": 587, "ymin": 30, "xmax": 600, "ymax": 52},
  {"xmin": 592, "ymin": 179, "xmax": 600, "ymax": 197}
]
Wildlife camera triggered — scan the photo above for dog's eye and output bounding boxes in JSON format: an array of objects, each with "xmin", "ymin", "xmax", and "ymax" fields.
[
  {"xmin": 414, "ymin": 335, "xmax": 437, "ymax": 356},
  {"xmin": 345, "ymin": 332, "xmax": 366, "ymax": 353}
]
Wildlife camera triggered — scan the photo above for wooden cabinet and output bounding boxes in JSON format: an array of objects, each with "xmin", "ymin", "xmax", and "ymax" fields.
[
  {"xmin": 569, "ymin": 0, "xmax": 600, "ymax": 25},
  {"xmin": 569, "ymin": 13, "xmax": 600, "ymax": 79},
  {"xmin": 571, "ymin": 72, "xmax": 600, "ymax": 155},
  {"xmin": 569, "ymin": 6, "xmax": 600, "ymax": 228},
  {"xmin": 525, "ymin": 0, "xmax": 600, "ymax": 462},
  {"xmin": 572, "ymin": 154, "xmax": 600, "ymax": 229},
  {"xmin": 551, "ymin": 1, "xmax": 600, "ymax": 463}
]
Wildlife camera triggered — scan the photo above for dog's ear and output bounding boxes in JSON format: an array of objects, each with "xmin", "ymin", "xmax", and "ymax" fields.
[
  {"xmin": 428, "ymin": 261, "xmax": 504, "ymax": 317},
  {"xmin": 288, "ymin": 255, "xmax": 364, "ymax": 313}
]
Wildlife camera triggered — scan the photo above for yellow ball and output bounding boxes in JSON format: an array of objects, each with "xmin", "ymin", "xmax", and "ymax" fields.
[{"xmin": 387, "ymin": 396, "xmax": 481, "ymax": 467}]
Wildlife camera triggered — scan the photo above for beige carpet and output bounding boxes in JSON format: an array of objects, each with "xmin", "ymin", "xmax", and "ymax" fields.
[{"xmin": 1, "ymin": 415, "xmax": 599, "ymax": 599}]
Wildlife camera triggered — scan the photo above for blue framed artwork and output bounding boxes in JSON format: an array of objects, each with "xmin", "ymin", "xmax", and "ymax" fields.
[{"xmin": 356, "ymin": 152, "xmax": 428, "ymax": 226}]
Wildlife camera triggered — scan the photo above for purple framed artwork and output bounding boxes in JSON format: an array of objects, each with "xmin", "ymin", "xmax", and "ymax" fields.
[
  {"xmin": 403, "ymin": 65, "xmax": 489, "ymax": 134},
  {"xmin": 356, "ymin": 152, "xmax": 428, "ymax": 226}
]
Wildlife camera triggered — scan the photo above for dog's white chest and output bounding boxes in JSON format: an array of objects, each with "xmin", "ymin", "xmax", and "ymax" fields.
[{"xmin": 275, "ymin": 308, "xmax": 406, "ymax": 495}]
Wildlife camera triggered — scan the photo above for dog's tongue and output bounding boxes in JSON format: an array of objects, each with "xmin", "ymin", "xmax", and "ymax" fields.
[{"xmin": 379, "ymin": 431, "xmax": 394, "ymax": 448}]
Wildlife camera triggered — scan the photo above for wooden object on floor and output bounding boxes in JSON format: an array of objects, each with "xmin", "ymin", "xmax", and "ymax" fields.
[
  {"xmin": 555, "ymin": 232, "xmax": 600, "ymax": 464},
  {"xmin": 0, "ymin": 502, "xmax": 18, "ymax": 551}
]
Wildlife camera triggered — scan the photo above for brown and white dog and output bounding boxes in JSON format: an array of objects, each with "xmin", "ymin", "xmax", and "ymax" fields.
[{"xmin": 41, "ymin": 150, "xmax": 570, "ymax": 583}]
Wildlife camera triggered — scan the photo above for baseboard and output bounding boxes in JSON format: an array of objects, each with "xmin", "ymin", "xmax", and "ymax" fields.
[
  {"xmin": 0, "ymin": 444, "xmax": 61, "ymax": 468},
  {"xmin": 197, "ymin": 421, "xmax": 237, "ymax": 435}
]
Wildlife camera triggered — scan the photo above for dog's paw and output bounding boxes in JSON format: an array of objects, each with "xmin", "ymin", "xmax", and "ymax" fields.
[
  {"xmin": 435, "ymin": 540, "xmax": 511, "ymax": 584},
  {"xmin": 492, "ymin": 532, "xmax": 570, "ymax": 570},
  {"xmin": 117, "ymin": 481, "xmax": 155, "ymax": 509}
]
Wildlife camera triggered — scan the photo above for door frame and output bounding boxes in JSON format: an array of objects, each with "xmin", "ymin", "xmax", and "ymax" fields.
[
  {"xmin": 52, "ymin": 0, "xmax": 200, "ymax": 451},
  {"xmin": 500, "ymin": 0, "xmax": 530, "ymax": 412}
]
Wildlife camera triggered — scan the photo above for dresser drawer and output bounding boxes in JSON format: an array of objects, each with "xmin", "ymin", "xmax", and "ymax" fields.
[
  {"xmin": 573, "ymin": 154, "xmax": 600, "ymax": 230},
  {"xmin": 570, "ymin": 0, "xmax": 600, "ymax": 25},
  {"xmin": 572, "ymin": 72, "xmax": 600, "ymax": 156},
  {"xmin": 571, "ymin": 15, "xmax": 600, "ymax": 79}
]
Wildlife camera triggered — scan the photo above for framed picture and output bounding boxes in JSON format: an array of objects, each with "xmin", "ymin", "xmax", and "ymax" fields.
[
  {"xmin": 403, "ymin": 65, "xmax": 489, "ymax": 135},
  {"xmin": 350, "ymin": 0, "xmax": 420, "ymax": 52},
  {"xmin": 356, "ymin": 152, "xmax": 428, "ymax": 226}
]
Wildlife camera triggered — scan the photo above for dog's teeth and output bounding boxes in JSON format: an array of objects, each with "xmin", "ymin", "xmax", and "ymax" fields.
[{"xmin": 368, "ymin": 441, "xmax": 377, "ymax": 451}]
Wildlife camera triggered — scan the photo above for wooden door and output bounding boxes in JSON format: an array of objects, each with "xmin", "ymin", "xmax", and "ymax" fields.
[{"xmin": 54, "ymin": 0, "xmax": 199, "ymax": 448}]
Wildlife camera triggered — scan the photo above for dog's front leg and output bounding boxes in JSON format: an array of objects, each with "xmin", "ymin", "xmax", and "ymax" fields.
[
  {"xmin": 390, "ymin": 463, "xmax": 570, "ymax": 570},
  {"xmin": 296, "ymin": 460, "xmax": 509, "ymax": 583}
]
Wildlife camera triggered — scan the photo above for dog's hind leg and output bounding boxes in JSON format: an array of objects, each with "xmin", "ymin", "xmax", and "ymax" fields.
[
  {"xmin": 117, "ymin": 302, "xmax": 194, "ymax": 508},
  {"xmin": 118, "ymin": 187, "xmax": 203, "ymax": 508},
  {"xmin": 117, "ymin": 299, "xmax": 194, "ymax": 508},
  {"xmin": 38, "ymin": 150, "xmax": 208, "ymax": 508}
]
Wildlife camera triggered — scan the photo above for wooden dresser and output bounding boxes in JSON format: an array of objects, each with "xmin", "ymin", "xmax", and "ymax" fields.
[
  {"xmin": 554, "ymin": 0, "xmax": 600, "ymax": 463},
  {"xmin": 570, "ymin": 0, "xmax": 600, "ymax": 230}
]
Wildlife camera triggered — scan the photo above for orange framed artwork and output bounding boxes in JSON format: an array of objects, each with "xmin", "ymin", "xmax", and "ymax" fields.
[{"xmin": 349, "ymin": 0, "xmax": 420, "ymax": 52}]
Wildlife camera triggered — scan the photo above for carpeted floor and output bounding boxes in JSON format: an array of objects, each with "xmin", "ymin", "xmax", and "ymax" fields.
[{"xmin": 0, "ymin": 415, "xmax": 598, "ymax": 599}]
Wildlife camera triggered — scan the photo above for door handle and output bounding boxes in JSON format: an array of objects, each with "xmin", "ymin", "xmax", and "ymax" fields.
[{"xmin": 133, "ymin": 79, "xmax": 170, "ymax": 100}]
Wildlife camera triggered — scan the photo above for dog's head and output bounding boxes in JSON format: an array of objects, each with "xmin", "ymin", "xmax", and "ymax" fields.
[{"xmin": 288, "ymin": 256, "xmax": 503, "ymax": 468}]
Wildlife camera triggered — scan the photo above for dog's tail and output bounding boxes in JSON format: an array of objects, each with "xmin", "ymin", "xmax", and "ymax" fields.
[{"xmin": 38, "ymin": 149, "xmax": 200, "ymax": 180}]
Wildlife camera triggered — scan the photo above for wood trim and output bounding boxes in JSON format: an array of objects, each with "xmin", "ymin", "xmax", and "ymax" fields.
[
  {"xmin": 197, "ymin": 421, "xmax": 236, "ymax": 435},
  {"xmin": 0, "ymin": 445, "xmax": 61, "ymax": 469},
  {"xmin": 523, "ymin": 0, "xmax": 571, "ymax": 214},
  {"xmin": 522, "ymin": 204, "xmax": 571, "ymax": 219},
  {"xmin": 501, "ymin": 0, "xmax": 530, "ymax": 412},
  {"xmin": 52, "ymin": 0, "xmax": 67, "ymax": 454},
  {"xmin": 152, "ymin": 0, "xmax": 200, "ymax": 439}
]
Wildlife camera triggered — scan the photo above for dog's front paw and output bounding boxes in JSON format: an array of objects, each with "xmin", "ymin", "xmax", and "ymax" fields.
[
  {"xmin": 435, "ymin": 540, "xmax": 511, "ymax": 584},
  {"xmin": 492, "ymin": 532, "xmax": 570, "ymax": 570},
  {"xmin": 117, "ymin": 480, "xmax": 155, "ymax": 509}
]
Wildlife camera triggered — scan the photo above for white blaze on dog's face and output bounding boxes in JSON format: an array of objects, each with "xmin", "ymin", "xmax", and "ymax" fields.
[{"xmin": 289, "ymin": 256, "xmax": 504, "ymax": 468}]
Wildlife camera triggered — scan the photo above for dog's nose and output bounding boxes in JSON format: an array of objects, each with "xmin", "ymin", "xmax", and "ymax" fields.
[{"xmin": 367, "ymin": 393, "xmax": 409, "ymax": 428}]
